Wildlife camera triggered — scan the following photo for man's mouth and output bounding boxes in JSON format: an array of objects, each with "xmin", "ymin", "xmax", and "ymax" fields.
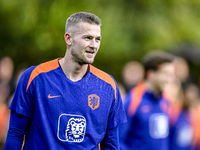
[{"xmin": 86, "ymin": 50, "xmax": 95, "ymax": 54}]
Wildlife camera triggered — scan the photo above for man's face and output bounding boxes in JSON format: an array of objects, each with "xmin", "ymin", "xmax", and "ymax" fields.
[
  {"xmin": 68, "ymin": 22, "xmax": 101, "ymax": 65},
  {"xmin": 153, "ymin": 63, "xmax": 175, "ymax": 92}
]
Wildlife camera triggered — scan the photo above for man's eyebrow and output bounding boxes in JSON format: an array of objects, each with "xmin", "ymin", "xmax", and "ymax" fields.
[
  {"xmin": 83, "ymin": 35, "xmax": 102, "ymax": 38},
  {"xmin": 96, "ymin": 36, "xmax": 102, "ymax": 39},
  {"xmin": 94, "ymin": 35, "xmax": 102, "ymax": 39}
]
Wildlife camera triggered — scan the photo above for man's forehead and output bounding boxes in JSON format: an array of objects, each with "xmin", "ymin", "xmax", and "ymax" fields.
[
  {"xmin": 158, "ymin": 63, "xmax": 175, "ymax": 71},
  {"xmin": 77, "ymin": 22, "xmax": 101, "ymax": 32}
]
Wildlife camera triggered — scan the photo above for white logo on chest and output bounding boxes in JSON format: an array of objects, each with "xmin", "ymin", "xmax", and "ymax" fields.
[
  {"xmin": 57, "ymin": 114, "xmax": 86, "ymax": 143},
  {"xmin": 65, "ymin": 118, "xmax": 86, "ymax": 142},
  {"xmin": 149, "ymin": 113, "xmax": 169, "ymax": 139}
]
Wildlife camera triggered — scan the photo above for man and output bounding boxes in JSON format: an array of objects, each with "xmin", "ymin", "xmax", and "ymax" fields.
[
  {"xmin": 166, "ymin": 80, "xmax": 193, "ymax": 150},
  {"xmin": 5, "ymin": 12, "xmax": 127, "ymax": 150},
  {"xmin": 119, "ymin": 51, "xmax": 175, "ymax": 150}
]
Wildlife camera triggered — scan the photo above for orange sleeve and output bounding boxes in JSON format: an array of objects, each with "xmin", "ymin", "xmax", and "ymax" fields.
[
  {"xmin": 26, "ymin": 59, "xmax": 59, "ymax": 91},
  {"xmin": 90, "ymin": 65, "xmax": 117, "ymax": 99},
  {"xmin": 127, "ymin": 82, "xmax": 145, "ymax": 116}
]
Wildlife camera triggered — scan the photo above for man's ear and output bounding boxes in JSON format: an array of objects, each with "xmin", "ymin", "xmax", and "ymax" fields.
[{"xmin": 64, "ymin": 33, "xmax": 72, "ymax": 45}]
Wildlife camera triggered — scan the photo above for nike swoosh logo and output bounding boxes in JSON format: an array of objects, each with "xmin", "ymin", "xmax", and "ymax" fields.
[{"xmin": 48, "ymin": 94, "xmax": 61, "ymax": 98}]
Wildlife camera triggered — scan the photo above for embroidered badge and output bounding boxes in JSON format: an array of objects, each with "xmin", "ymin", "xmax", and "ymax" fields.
[
  {"xmin": 88, "ymin": 94, "xmax": 100, "ymax": 110},
  {"xmin": 57, "ymin": 114, "xmax": 86, "ymax": 142}
]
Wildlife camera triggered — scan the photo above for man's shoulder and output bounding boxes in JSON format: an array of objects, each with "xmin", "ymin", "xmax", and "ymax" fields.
[
  {"xmin": 25, "ymin": 58, "xmax": 59, "ymax": 74},
  {"xmin": 25, "ymin": 58, "xmax": 60, "ymax": 91},
  {"xmin": 34, "ymin": 58, "xmax": 59, "ymax": 72},
  {"xmin": 126, "ymin": 82, "xmax": 146, "ymax": 116},
  {"xmin": 89, "ymin": 65, "xmax": 117, "ymax": 98},
  {"xmin": 89, "ymin": 65, "xmax": 111, "ymax": 76},
  {"xmin": 89, "ymin": 65, "xmax": 115, "ymax": 82}
]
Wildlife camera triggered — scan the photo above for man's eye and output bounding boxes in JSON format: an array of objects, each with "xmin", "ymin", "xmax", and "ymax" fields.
[
  {"xmin": 96, "ymin": 38, "xmax": 101, "ymax": 42},
  {"xmin": 85, "ymin": 37, "xmax": 92, "ymax": 40}
]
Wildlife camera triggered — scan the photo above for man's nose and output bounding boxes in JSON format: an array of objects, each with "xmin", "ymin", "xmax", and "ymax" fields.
[{"xmin": 89, "ymin": 39, "xmax": 98, "ymax": 48}]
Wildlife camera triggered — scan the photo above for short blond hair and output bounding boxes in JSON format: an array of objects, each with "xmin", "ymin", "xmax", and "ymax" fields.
[{"xmin": 65, "ymin": 12, "xmax": 101, "ymax": 34}]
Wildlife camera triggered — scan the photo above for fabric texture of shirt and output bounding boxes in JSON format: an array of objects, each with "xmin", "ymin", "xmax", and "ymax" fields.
[{"xmin": 7, "ymin": 58, "xmax": 127, "ymax": 150}]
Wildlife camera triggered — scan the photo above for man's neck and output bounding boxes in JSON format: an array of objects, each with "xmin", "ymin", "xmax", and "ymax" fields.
[
  {"xmin": 145, "ymin": 80, "xmax": 162, "ymax": 98},
  {"xmin": 58, "ymin": 58, "xmax": 89, "ymax": 82}
]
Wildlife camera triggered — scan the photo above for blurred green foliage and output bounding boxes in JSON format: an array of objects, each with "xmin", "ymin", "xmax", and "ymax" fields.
[{"xmin": 1, "ymin": 0, "xmax": 200, "ymax": 81}]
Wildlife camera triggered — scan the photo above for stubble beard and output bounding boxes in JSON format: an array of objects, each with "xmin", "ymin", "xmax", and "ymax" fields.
[{"xmin": 71, "ymin": 47, "xmax": 95, "ymax": 65}]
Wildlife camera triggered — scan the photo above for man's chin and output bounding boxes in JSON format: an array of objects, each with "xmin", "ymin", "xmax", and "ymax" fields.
[
  {"xmin": 86, "ymin": 58, "xmax": 95, "ymax": 64},
  {"xmin": 80, "ymin": 59, "xmax": 94, "ymax": 65}
]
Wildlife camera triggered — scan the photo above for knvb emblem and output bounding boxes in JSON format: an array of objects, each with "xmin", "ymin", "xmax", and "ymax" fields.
[{"xmin": 88, "ymin": 94, "xmax": 100, "ymax": 110}]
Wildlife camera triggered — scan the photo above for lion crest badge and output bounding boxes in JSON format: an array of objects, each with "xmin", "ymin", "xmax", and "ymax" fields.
[
  {"xmin": 57, "ymin": 114, "xmax": 86, "ymax": 143},
  {"xmin": 88, "ymin": 94, "xmax": 100, "ymax": 110}
]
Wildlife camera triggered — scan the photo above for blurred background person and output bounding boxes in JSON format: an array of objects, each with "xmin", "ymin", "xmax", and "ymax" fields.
[
  {"xmin": 0, "ymin": 56, "xmax": 15, "ymax": 149},
  {"xmin": 121, "ymin": 61, "xmax": 144, "ymax": 92},
  {"xmin": 183, "ymin": 82, "xmax": 200, "ymax": 150},
  {"xmin": 173, "ymin": 56, "xmax": 190, "ymax": 84},
  {"xmin": 171, "ymin": 56, "xmax": 200, "ymax": 150},
  {"xmin": 0, "ymin": 56, "xmax": 15, "ymax": 105},
  {"xmin": 165, "ymin": 78, "xmax": 193, "ymax": 150},
  {"xmin": 119, "ymin": 51, "xmax": 175, "ymax": 150}
]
